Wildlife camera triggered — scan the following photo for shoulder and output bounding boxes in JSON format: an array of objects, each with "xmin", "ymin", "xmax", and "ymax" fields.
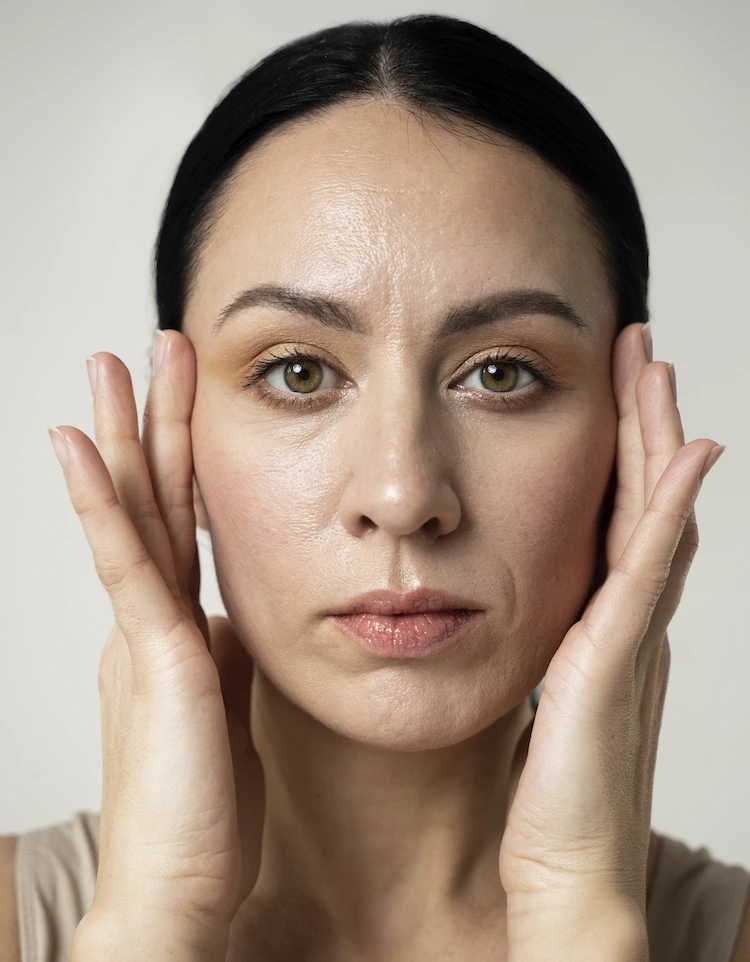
[
  {"xmin": 0, "ymin": 834, "xmax": 19, "ymax": 962},
  {"xmin": 732, "ymin": 891, "xmax": 750, "ymax": 962},
  {"xmin": 11, "ymin": 811, "xmax": 100, "ymax": 962},
  {"xmin": 647, "ymin": 828, "xmax": 750, "ymax": 962}
]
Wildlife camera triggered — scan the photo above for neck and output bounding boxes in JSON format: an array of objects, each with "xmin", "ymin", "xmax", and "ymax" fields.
[{"xmin": 244, "ymin": 671, "xmax": 535, "ymax": 956}]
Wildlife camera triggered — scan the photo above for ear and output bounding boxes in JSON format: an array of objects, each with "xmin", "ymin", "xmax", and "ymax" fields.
[{"xmin": 192, "ymin": 474, "xmax": 210, "ymax": 532}]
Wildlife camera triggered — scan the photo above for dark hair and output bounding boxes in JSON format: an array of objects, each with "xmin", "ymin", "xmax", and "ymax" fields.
[{"xmin": 153, "ymin": 13, "xmax": 648, "ymax": 339}]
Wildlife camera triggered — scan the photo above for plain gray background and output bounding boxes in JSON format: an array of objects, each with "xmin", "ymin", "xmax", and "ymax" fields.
[{"xmin": 2, "ymin": 0, "xmax": 748, "ymax": 868}]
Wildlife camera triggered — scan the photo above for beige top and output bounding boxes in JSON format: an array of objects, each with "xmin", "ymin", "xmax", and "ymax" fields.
[{"xmin": 14, "ymin": 809, "xmax": 750, "ymax": 961}]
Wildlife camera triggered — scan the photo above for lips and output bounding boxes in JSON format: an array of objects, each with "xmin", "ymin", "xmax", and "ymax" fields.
[
  {"xmin": 326, "ymin": 588, "xmax": 484, "ymax": 656},
  {"xmin": 330, "ymin": 609, "xmax": 479, "ymax": 656},
  {"xmin": 328, "ymin": 587, "xmax": 484, "ymax": 617}
]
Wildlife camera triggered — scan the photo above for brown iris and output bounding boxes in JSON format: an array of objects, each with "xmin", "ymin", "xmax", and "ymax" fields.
[
  {"xmin": 480, "ymin": 361, "xmax": 519, "ymax": 392},
  {"xmin": 284, "ymin": 358, "xmax": 323, "ymax": 394}
]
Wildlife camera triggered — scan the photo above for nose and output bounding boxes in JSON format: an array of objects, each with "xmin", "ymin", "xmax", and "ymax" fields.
[{"xmin": 337, "ymin": 385, "xmax": 462, "ymax": 540}]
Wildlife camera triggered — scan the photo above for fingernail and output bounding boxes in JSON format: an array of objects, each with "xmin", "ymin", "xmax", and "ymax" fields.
[
  {"xmin": 86, "ymin": 356, "xmax": 97, "ymax": 398},
  {"xmin": 700, "ymin": 444, "xmax": 726, "ymax": 481},
  {"xmin": 666, "ymin": 363, "xmax": 677, "ymax": 402},
  {"xmin": 153, "ymin": 329, "xmax": 168, "ymax": 376},
  {"xmin": 48, "ymin": 425, "xmax": 69, "ymax": 472},
  {"xmin": 641, "ymin": 322, "xmax": 653, "ymax": 362}
]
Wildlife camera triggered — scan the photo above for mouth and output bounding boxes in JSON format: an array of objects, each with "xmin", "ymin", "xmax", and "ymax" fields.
[
  {"xmin": 328, "ymin": 587, "xmax": 484, "ymax": 617},
  {"xmin": 327, "ymin": 589, "xmax": 484, "ymax": 657},
  {"xmin": 328, "ymin": 610, "xmax": 481, "ymax": 656}
]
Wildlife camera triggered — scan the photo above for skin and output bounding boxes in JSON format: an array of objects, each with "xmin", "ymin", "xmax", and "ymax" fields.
[{"xmin": 179, "ymin": 99, "xmax": 619, "ymax": 958}]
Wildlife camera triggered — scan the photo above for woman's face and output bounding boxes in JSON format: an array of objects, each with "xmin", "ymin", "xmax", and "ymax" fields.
[{"xmin": 182, "ymin": 100, "xmax": 618, "ymax": 751}]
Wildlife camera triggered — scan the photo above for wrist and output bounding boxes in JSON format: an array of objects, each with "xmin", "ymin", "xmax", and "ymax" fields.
[
  {"xmin": 72, "ymin": 907, "xmax": 230, "ymax": 962},
  {"xmin": 507, "ymin": 896, "xmax": 649, "ymax": 962}
]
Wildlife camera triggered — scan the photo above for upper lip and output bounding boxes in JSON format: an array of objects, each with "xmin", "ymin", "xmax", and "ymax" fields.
[{"xmin": 328, "ymin": 588, "xmax": 484, "ymax": 616}]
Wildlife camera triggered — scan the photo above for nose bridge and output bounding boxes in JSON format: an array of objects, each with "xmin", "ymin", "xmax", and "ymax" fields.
[
  {"xmin": 372, "ymin": 365, "xmax": 431, "ymax": 450},
  {"xmin": 337, "ymin": 366, "xmax": 461, "ymax": 538}
]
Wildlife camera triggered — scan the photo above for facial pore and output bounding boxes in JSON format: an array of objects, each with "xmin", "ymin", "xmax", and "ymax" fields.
[{"xmin": 182, "ymin": 100, "xmax": 618, "ymax": 752}]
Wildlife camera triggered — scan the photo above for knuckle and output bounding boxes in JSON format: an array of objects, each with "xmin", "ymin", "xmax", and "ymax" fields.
[
  {"xmin": 649, "ymin": 498, "xmax": 689, "ymax": 532},
  {"xmin": 96, "ymin": 549, "xmax": 153, "ymax": 596},
  {"xmin": 161, "ymin": 481, "xmax": 195, "ymax": 516},
  {"xmin": 616, "ymin": 551, "xmax": 670, "ymax": 603},
  {"xmin": 76, "ymin": 491, "xmax": 122, "ymax": 523},
  {"xmin": 132, "ymin": 498, "xmax": 166, "ymax": 532},
  {"xmin": 640, "ymin": 564, "xmax": 671, "ymax": 602}
]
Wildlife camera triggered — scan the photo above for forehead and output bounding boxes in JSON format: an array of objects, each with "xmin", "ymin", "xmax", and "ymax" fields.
[{"xmin": 186, "ymin": 100, "xmax": 614, "ymax": 341}]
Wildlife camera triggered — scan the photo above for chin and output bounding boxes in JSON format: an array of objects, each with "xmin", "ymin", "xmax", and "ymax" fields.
[{"xmin": 263, "ymin": 658, "xmax": 527, "ymax": 753}]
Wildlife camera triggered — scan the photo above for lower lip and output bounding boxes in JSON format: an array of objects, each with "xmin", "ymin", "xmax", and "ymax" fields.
[{"xmin": 329, "ymin": 610, "xmax": 481, "ymax": 657}]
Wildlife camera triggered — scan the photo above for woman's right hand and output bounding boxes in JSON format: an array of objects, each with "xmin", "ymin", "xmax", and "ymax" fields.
[{"xmin": 47, "ymin": 330, "xmax": 265, "ymax": 951}]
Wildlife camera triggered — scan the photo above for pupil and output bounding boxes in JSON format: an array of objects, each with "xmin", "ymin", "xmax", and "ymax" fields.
[{"xmin": 292, "ymin": 362, "xmax": 310, "ymax": 382}]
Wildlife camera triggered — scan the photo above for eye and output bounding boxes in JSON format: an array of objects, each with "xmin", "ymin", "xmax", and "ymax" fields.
[
  {"xmin": 458, "ymin": 352, "xmax": 536, "ymax": 394},
  {"xmin": 263, "ymin": 351, "xmax": 337, "ymax": 395},
  {"xmin": 452, "ymin": 349, "xmax": 556, "ymax": 408},
  {"xmin": 242, "ymin": 346, "xmax": 559, "ymax": 412},
  {"xmin": 241, "ymin": 347, "xmax": 343, "ymax": 411}
]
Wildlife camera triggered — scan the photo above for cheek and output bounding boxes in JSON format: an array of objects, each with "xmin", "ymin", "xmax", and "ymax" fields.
[
  {"xmin": 480, "ymin": 408, "xmax": 617, "ymax": 655},
  {"xmin": 191, "ymin": 409, "xmax": 334, "ymax": 654},
  {"xmin": 199, "ymin": 447, "xmax": 319, "ymax": 546},
  {"xmin": 510, "ymin": 435, "xmax": 609, "ymax": 558},
  {"xmin": 196, "ymin": 444, "xmax": 316, "ymax": 560}
]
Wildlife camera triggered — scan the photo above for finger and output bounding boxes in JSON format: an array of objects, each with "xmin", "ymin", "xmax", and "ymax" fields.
[
  {"xmin": 607, "ymin": 323, "xmax": 650, "ymax": 566},
  {"xmin": 638, "ymin": 499, "xmax": 699, "ymax": 650},
  {"xmin": 141, "ymin": 330, "xmax": 200, "ymax": 594},
  {"xmin": 88, "ymin": 352, "xmax": 179, "ymax": 597},
  {"xmin": 638, "ymin": 361, "xmax": 684, "ymax": 507},
  {"xmin": 635, "ymin": 358, "xmax": 699, "ymax": 645},
  {"xmin": 579, "ymin": 438, "xmax": 718, "ymax": 658},
  {"xmin": 49, "ymin": 424, "xmax": 196, "ymax": 672}
]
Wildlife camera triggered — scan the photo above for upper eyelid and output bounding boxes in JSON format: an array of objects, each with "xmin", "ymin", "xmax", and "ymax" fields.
[
  {"xmin": 255, "ymin": 348, "xmax": 346, "ymax": 384},
  {"xmin": 454, "ymin": 349, "xmax": 541, "ymax": 378},
  {"xmin": 252, "ymin": 346, "xmax": 547, "ymax": 383}
]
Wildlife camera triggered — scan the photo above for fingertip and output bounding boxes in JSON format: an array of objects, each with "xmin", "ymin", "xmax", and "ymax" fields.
[
  {"xmin": 699, "ymin": 444, "xmax": 726, "ymax": 481},
  {"xmin": 152, "ymin": 329, "xmax": 169, "ymax": 376},
  {"xmin": 47, "ymin": 425, "xmax": 69, "ymax": 471}
]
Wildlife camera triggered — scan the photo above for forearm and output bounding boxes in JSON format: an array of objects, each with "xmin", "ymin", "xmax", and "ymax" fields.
[
  {"xmin": 71, "ymin": 908, "xmax": 231, "ymax": 962},
  {"xmin": 507, "ymin": 896, "xmax": 649, "ymax": 962}
]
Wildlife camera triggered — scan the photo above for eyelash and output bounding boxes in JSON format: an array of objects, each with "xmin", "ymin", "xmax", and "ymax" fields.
[{"xmin": 241, "ymin": 346, "xmax": 560, "ymax": 412}]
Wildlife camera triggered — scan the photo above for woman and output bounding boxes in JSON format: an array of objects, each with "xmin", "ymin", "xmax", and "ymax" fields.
[{"xmin": 5, "ymin": 13, "xmax": 748, "ymax": 962}]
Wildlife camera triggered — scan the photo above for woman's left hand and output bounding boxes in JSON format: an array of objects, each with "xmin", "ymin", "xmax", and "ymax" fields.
[{"xmin": 499, "ymin": 322, "xmax": 725, "ymax": 945}]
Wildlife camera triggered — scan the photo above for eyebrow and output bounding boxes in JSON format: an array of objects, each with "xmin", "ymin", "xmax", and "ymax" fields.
[{"xmin": 212, "ymin": 285, "xmax": 592, "ymax": 340}]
